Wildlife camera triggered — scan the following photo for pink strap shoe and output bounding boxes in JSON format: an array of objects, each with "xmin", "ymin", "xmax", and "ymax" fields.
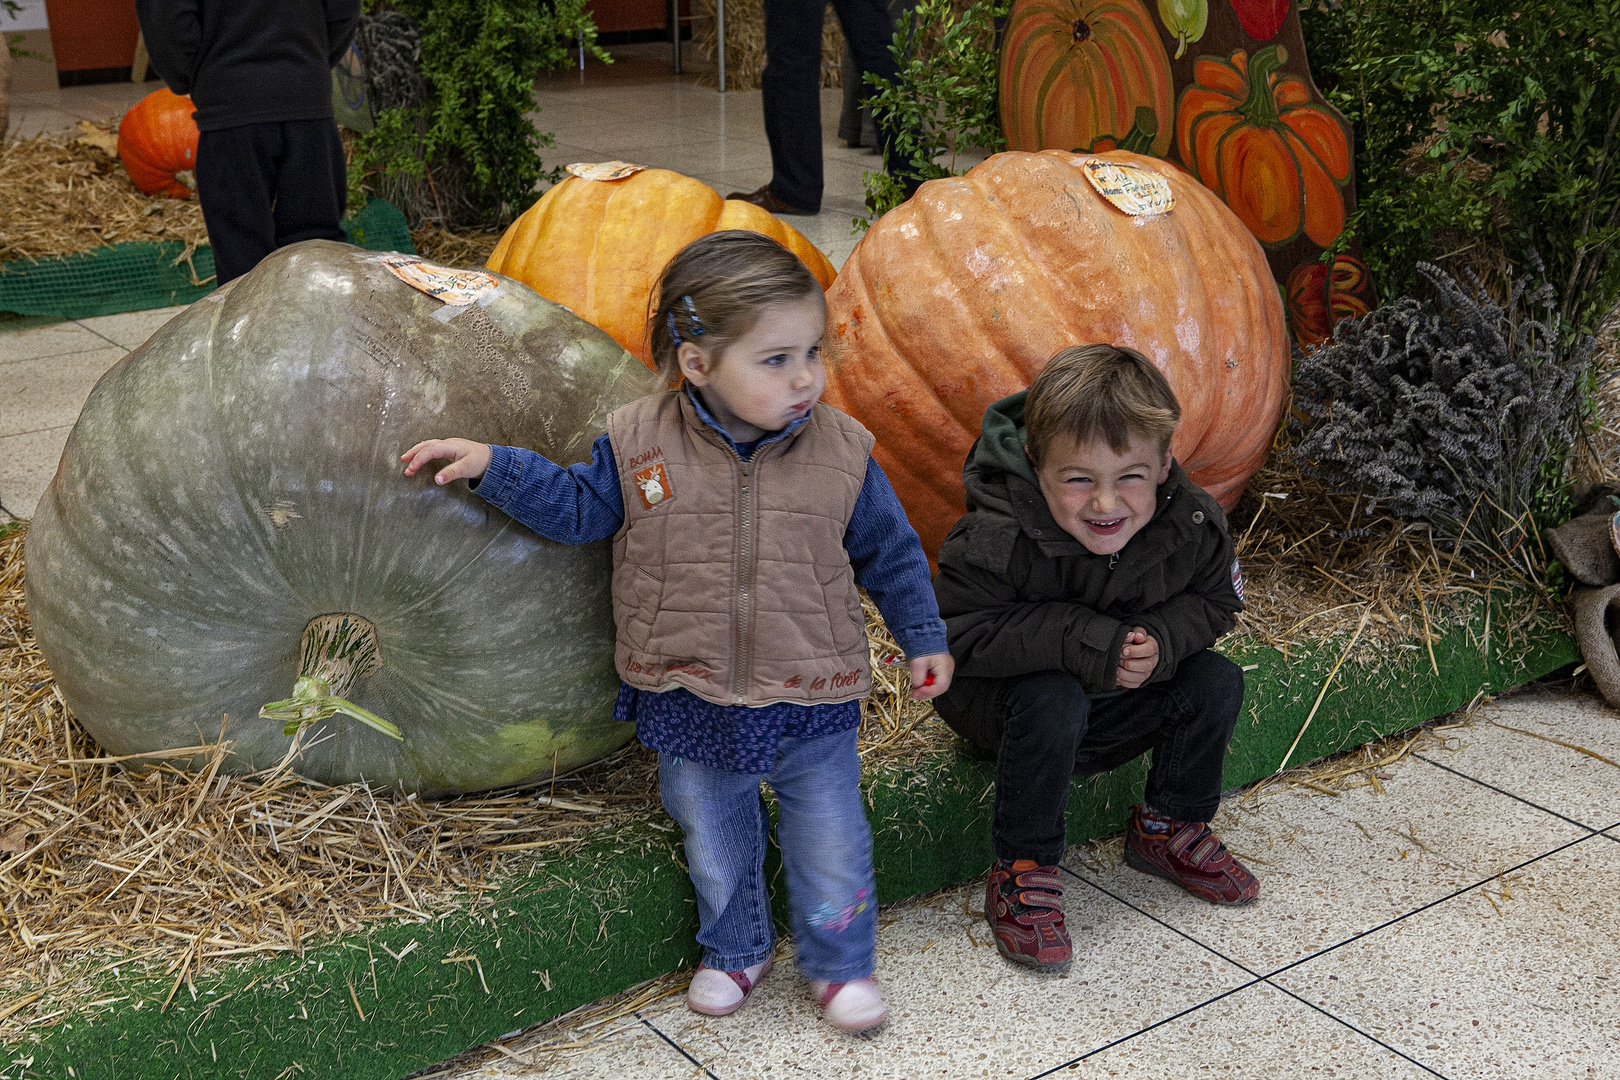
[
  {"xmin": 686, "ymin": 956, "xmax": 772, "ymax": 1016},
  {"xmin": 812, "ymin": 976, "xmax": 888, "ymax": 1033}
]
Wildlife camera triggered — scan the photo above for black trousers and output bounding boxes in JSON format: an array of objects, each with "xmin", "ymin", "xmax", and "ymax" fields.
[
  {"xmin": 762, "ymin": 0, "xmax": 904, "ymax": 212},
  {"xmin": 936, "ymin": 650, "xmax": 1245, "ymax": 866},
  {"xmin": 196, "ymin": 119, "xmax": 349, "ymax": 286}
]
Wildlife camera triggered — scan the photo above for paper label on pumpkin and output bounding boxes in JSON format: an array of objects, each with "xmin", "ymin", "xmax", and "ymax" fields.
[
  {"xmin": 566, "ymin": 161, "xmax": 647, "ymax": 182},
  {"xmin": 379, "ymin": 255, "xmax": 500, "ymax": 307},
  {"xmin": 1081, "ymin": 160, "xmax": 1175, "ymax": 217}
]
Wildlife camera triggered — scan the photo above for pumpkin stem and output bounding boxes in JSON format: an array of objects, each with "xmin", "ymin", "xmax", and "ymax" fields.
[
  {"xmin": 258, "ymin": 614, "xmax": 403, "ymax": 741},
  {"xmin": 1070, "ymin": 18, "xmax": 1091, "ymax": 43},
  {"xmin": 1237, "ymin": 44, "xmax": 1288, "ymax": 128},
  {"xmin": 1119, "ymin": 107, "xmax": 1160, "ymax": 155}
]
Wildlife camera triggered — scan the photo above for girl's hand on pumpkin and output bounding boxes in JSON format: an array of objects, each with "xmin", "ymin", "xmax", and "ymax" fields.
[
  {"xmin": 401, "ymin": 439, "xmax": 492, "ymax": 486},
  {"xmin": 908, "ymin": 653, "xmax": 955, "ymax": 701},
  {"xmin": 1115, "ymin": 628, "xmax": 1159, "ymax": 690}
]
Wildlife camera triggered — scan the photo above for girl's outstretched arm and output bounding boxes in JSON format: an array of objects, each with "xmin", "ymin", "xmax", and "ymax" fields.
[
  {"xmin": 404, "ymin": 433, "xmax": 626, "ymax": 545},
  {"xmin": 402, "ymin": 438, "xmax": 492, "ymax": 485}
]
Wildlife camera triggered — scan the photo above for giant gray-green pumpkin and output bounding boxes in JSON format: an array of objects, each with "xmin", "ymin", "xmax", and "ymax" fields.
[{"xmin": 24, "ymin": 241, "xmax": 661, "ymax": 795}]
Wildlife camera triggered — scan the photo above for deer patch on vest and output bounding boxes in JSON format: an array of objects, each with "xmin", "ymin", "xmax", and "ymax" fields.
[{"xmin": 633, "ymin": 461, "xmax": 674, "ymax": 509}]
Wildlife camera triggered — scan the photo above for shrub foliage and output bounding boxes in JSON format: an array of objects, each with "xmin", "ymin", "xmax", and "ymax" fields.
[
  {"xmin": 353, "ymin": 0, "xmax": 605, "ymax": 228},
  {"xmin": 1301, "ymin": 0, "xmax": 1620, "ymax": 334}
]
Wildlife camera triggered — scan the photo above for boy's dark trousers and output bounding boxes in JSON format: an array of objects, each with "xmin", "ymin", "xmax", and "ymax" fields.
[
  {"xmin": 936, "ymin": 650, "xmax": 1245, "ymax": 866},
  {"xmin": 196, "ymin": 119, "xmax": 349, "ymax": 286}
]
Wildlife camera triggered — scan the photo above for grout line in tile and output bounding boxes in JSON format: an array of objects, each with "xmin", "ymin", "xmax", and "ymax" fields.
[
  {"xmin": 70, "ymin": 320, "xmax": 127, "ymax": 351},
  {"xmin": 1258, "ymin": 826, "xmax": 1615, "ymax": 982},
  {"xmin": 636, "ymin": 1012, "xmax": 721, "ymax": 1079},
  {"xmin": 1023, "ymin": 973, "xmax": 1265, "ymax": 1079},
  {"xmin": 1, "ymin": 422, "xmax": 74, "ymax": 441},
  {"xmin": 1049, "ymin": 868, "xmax": 1450, "ymax": 1079},
  {"xmin": 1411, "ymin": 751, "xmax": 1611, "ymax": 835}
]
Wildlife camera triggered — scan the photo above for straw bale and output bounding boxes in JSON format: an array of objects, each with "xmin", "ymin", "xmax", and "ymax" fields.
[
  {"xmin": 409, "ymin": 224, "xmax": 503, "ymax": 271},
  {"xmin": 0, "ymin": 126, "xmax": 210, "ymax": 268},
  {"xmin": 0, "ymin": 523, "xmax": 941, "ymax": 1034},
  {"xmin": 690, "ymin": 0, "xmax": 845, "ymax": 91}
]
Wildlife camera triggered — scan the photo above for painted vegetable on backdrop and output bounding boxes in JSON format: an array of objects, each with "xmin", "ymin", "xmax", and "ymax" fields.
[
  {"xmin": 486, "ymin": 166, "xmax": 836, "ymax": 370},
  {"xmin": 1158, "ymin": 0, "xmax": 1207, "ymax": 58},
  {"xmin": 823, "ymin": 149, "xmax": 1290, "ymax": 560},
  {"xmin": 118, "ymin": 88, "xmax": 199, "ymax": 199},
  {"xmin": 999, "ymin": 0, "xmax": 1174, "ymax": 157},
  {"xmin": 24, "ymin": 241, "xmax": 661, "ymax": 796},
  {"xmin": 1175, "ymin": 44, "xmax": 1351, "ymax": 248},
  {"xmin": 1227, "ymin": 0, "xmax": 1289, "ymax": 42}
]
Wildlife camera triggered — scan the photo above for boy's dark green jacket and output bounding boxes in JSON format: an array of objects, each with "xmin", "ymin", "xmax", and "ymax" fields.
[{"xmin": 932, "ymin": 390, "xmax": 1244, "ymax": 694}]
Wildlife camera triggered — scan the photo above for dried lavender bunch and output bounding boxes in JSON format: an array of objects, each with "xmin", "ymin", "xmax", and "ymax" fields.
[{"xmin": 1290, "ymin": 262, "xmax": 1594, "ymax": 573}]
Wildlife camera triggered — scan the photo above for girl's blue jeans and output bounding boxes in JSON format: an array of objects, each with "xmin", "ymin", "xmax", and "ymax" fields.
[{"xmin": 658, "ymin": 727, "xmax": 877, "ymax": 983}]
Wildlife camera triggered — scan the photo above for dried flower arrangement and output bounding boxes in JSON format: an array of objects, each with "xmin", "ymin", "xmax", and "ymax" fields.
[{"xmin": 1290, "ymin": 263, "xmax": 1595, "ymax": 580}]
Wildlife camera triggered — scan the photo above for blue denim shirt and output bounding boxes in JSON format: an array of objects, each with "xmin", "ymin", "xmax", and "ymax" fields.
[{"xmin": 474, "ymin": 387, "xmax": 947, "ymax": 773}]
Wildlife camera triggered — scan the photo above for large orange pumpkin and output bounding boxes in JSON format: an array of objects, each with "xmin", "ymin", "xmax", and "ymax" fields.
[
  {"xmin": 118, "ymin": 88, "xmax": 199, "ymax": 200},
  {"xmin": 1175, "ymin": 44, "xmax": 1351, "ymax": 248},
  {"xmin": 999, "ymin": 0, "xmax": 1174, "ymax": 157},
  {"xmin": 822, "ymin": 149, "xmax": 1290, "ymax": 561},
  {"xmin": 487, "ymin": 167, "xmax": 837, "ymax": 369}
]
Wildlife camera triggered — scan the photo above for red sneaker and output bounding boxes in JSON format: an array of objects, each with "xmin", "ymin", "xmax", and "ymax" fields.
[
  {"xmin": 1123, "ymin": 806, "xmax": 1259, "ymax": 905},
  {"xmin": 984, "ymin": 859, "xmax": 1072, "ymax": 972}
]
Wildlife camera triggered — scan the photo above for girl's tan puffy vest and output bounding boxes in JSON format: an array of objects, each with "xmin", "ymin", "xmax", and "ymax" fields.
[{"xmin": 606, "ymin": 390, "xmax": 875, "ymax": 707}]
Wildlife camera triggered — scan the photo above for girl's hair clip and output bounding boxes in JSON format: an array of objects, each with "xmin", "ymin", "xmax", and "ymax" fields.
[
  {"xmin": 667, "ymin": 309, "xmax": 682, "ymax": 347},
  {"xmin": 681, "ymin": 295, "xmax": 705, "ymax": 336}
]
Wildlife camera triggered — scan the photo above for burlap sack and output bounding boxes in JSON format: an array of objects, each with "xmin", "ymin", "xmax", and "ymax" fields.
[
  {"xmin": 1572, "ymin": 583, "xmax": 1620, "ymax": 708},
  {"xmin": 1547, "ymin": 512, "xmax": 1620, "ymax": 587}
]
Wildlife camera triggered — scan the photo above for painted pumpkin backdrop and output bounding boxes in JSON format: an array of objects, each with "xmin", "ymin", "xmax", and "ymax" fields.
[
  {"xmin": 823, "ymin": 150, "xmax": 1290, "ymax": 560},
  {"xmin": 1000, "ymin": 0, "xmax": 1375, "ymax": 346},
  {"xmin": 24, "ymin": 241, "xmax": 661, "ymax": 796},
  {"xmin": 487, "ymin": 166, "xmax": 837, "ymax": 370},
  {"xmin": 1000, "ymin": 0, "xmax": 1174, "ymax": 158},
  {"xmin": 118, "ymin": 88, "xmax": 199, "ymax": 199}
]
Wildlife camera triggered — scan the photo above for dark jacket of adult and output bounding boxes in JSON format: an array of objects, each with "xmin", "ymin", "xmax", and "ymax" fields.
[
  {"xmin": 932, "ymin": 390, "xmax": 1244, "ymax": 698},
  {"xmin": 135, "ymin": 0, "xmax": 361, "ymax": 131}
]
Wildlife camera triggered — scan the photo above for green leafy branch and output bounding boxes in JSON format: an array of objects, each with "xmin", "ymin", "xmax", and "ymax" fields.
[
  {"xmin": 856, "ymin": 0, "xmax": 1010, "ymax": 230},
  {"xmin": 354, "ymin": 0, "xmax": 609, "ymax": 227},
  {"xmin": 1302, "ymin": 0, "xmax": 1620, "ymax": 335}
]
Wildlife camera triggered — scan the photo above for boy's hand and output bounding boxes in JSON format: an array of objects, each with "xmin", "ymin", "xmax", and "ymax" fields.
[
  {"xmin": 1116, "ymin": 628, "xmax": 1159, "ymax": 690},
  {"xmin": 402, "ymin": 439, "xmax": 492, "ymax": 486},
  {"xmin": 908, "ymin": 653, "xmax": 955, "ymax": 701}
]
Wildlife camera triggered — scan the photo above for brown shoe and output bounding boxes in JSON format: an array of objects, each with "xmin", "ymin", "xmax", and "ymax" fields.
[
  {"xmin": 725, "ymin": 182, "xmax": 818, "ymax": 216},
  {"xmin": 1124, "ymin": 806, "xmax": 1259, "ymax": 905},
  {"xmin": 984, "ymin": 859, "xmax": 1072, "ymax": 972}
]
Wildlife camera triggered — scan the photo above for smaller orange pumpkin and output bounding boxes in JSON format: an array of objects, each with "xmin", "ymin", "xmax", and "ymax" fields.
[
  {"xmin": 487, "ymin": 167, "xmax": 836, "ymax": 369},
  {"xmin": 1175, "ymin": 44, "xmax": 1350, "ymax": 248},
  {"xmin": 1285, "ymin": 255, "xmax": 1371, "ymax": 348},
  {"xmin": 118, "ymin": 89, "xmax": 200, "ymax": 200}
]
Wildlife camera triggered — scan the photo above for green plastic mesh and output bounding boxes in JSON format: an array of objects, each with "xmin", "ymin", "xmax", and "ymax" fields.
[{"xmin": 0, "ymin": 197, "xmax": 416, "ymax": 320}]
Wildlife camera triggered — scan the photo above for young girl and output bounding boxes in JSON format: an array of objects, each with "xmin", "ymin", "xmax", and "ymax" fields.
[{"xmin": 402, "ymin": 231, "xmax": 953, "ymax": 1033}]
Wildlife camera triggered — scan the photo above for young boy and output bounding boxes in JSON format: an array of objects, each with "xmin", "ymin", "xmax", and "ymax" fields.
[{"xmin": 932, "ymin": 344, "xmax": 1257, "ymax": 974}]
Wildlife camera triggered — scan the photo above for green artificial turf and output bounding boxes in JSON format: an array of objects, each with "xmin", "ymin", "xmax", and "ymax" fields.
[{"xmin": 5, "ymin": 587, "xmax": 1574, "ymax": 1080}]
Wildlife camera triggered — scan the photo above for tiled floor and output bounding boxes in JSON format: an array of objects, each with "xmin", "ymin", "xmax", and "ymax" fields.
[
  {"xmin": 5, "ymin": 78, "xmax": 159, "ymax": 141},
  {"xmin": 430, "ymin": 686, "xmax": 1620, "ymax": 1080}
]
